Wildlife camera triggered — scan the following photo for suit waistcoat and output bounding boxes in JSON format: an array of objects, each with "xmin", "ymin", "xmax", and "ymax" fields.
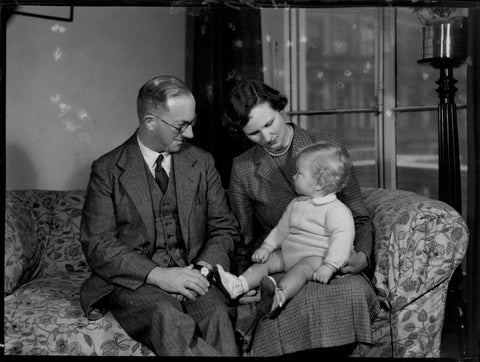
[{"xmin": 144, "ymin": 162, "xmax": 187, "ymax": 267}]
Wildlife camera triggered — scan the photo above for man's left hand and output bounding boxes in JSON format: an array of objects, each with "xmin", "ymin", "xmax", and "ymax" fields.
[{"xmin": 340, "ymin": 251, "xmax": 368, "ymax": 275}]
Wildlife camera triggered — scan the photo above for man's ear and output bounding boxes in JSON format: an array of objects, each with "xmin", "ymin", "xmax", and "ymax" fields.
[{"xmin": 144, "ymin": 115, "xmax": 156, "ymax": 130}]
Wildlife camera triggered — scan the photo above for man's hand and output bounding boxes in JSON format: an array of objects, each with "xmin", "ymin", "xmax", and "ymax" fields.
[
  {"xmin": 238, "ymin": 289, "xmax": 261, "ymax": 305},
  {"xmin": 251, "ymin": 247, "xmax": 270, "ymax": 263},
  {"xmin": 146, "ymin": 265, "xmax": 210, "ymax": 301},
  {"xmin": 340, "ymin": 251, "xmax": 368, "ymax": 275},
  {"xmin": 313, "ymin": 265, "xmax": 334, "ymax": 284}
]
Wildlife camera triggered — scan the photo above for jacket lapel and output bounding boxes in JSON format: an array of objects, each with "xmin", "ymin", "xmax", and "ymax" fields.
[
  {"xmin": 172, "ymin": 148, "xmax": 199, "ymax": 247},
  {"xmin": 118, "ymin": 133, "xmax": 156, "ymax": 242},
  {"xmin": 253, "ymin": 143, "xmax": 296, "ymax": 195}
]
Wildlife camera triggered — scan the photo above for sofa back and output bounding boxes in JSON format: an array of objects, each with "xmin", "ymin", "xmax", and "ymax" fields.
[{"xmin": 5, "ymin": 190, "xmax": 88, "ymax": 295}]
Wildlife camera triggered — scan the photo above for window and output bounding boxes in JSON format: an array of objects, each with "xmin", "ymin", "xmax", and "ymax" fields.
[{"xmin": 262, "ymin": 7, "xmax": 468, "ymax": 217}]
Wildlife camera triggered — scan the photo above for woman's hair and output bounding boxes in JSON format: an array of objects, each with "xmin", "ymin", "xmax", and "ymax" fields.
[
  {"xmin": 137, "ymin": 75, "xmax": 191, "ymax": 121},
  {"xmin": 223, "ymin": 79, "xmax": 288, "ymax": 136},
  {"xmin": 296, "ymin": 142, "xmax": 353, "ymax": 194}
]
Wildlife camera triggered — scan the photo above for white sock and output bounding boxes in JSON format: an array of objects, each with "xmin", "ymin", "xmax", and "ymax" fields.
[
  {"xmin": 277, "ymin": 289, "xmax": 286, "ymax": 307},
  {"xmin": 238, "ymin": 275, "xmax": 249, "ymax": 294}
]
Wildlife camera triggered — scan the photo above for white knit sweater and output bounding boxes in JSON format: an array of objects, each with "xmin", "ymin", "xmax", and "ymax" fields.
[{"xmin": 262, "ymin": 193, "xmax": 355, "ymax": 271}]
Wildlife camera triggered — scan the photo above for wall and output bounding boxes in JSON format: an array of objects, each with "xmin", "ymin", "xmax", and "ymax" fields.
[{"xmin": 6, "ymin": 6, "xmax": 186, "ymax": 190}]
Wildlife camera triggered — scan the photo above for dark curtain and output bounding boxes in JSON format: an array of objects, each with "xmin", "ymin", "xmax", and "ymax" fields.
[
  {"xmin": 186, "ymin": 6, "xmax": 263, "ymax": 188},
  {"xmin": 466, "ymin": 8, "xmax": 480, "ymax": 358}
]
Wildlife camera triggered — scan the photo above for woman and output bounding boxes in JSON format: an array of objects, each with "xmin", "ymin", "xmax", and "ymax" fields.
[{"xmin": 223, "ymin": 79, "xmax": 380, "ymax": 356}]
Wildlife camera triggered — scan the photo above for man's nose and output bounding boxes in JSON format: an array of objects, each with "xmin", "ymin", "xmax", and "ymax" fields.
[{"xmin": 182, "ymin": 124, "xmax": 194, "ymax": 139}]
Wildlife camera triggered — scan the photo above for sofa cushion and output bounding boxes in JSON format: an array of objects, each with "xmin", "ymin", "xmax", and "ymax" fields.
[{"xmin": 4, "ymin": 272, "xmax": 154, "ymax": 356}]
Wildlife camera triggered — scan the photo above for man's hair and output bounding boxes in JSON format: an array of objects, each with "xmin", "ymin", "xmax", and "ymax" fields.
[
  {"xmin": 296, "ymin": 142, "xmax": 353, "ymax": 195},
  {"xmin": 137, "ymin": 75, "xmax": 191, "ymax": 121},
  {"xmin": 223, "ymin": 79, "xmax": 288, "ymax": 137}
]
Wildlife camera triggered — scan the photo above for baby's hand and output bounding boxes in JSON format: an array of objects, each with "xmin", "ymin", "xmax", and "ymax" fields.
[
  {"xmin": 313, "ymin": 265, "xmax": 334, "ymax": 284},
  {"xmin": 251, "ymin": 247, "xmax": 270, "ymax": 263}
]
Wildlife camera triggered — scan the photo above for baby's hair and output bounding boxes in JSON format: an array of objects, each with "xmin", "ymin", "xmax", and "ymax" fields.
[{"xmin": 296, "ymin": 142, "xmax": 352, "ymax": 194}]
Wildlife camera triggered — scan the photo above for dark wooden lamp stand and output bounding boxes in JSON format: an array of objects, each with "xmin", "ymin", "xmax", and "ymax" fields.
[{"xmin": 418, "ymin": 16, "xmax": 468, "ymax": 356}]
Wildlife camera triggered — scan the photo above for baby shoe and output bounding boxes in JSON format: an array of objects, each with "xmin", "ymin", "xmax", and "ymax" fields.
[
  {"xmin": 213, "ymin": 264, "xmax": 246, "ymax": 299},
  {"xmin": 259, "ymin": 276, "xmax": 281, "ymax": 317}
]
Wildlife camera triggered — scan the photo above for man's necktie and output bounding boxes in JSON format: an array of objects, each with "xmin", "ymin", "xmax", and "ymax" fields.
[{"xmin": 155, "ymin": 155, "xmax": 169, "ymax": 193}]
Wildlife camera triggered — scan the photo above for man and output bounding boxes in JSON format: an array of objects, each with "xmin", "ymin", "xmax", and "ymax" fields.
[{"xmin": 79, "ymin": 75, "xmax": 240, "ymax": 356}]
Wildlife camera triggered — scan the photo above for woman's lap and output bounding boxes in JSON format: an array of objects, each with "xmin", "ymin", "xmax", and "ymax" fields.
[{"xmin": 236, "ymin": 273, "xmax": 380, "ymax": 356}]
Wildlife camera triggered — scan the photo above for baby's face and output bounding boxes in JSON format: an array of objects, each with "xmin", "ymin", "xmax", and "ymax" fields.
[{"xmin": 293, "ymin": 155, "xmax": 317, "ymax": 197}]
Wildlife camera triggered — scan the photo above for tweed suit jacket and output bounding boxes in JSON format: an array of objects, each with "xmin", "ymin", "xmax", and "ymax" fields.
[
  {"xmin": 80, "ymin": 132, "xmax": 239, "ymax": 320},
  {"xmin": 229, "ymin": 124, "xmax": 373, "ymax": 273}
]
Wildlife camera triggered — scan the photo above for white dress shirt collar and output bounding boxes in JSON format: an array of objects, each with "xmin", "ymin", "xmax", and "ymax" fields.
[{"xmin": 137, "ymin": 135, "xmax": 171, "ymax": 176}]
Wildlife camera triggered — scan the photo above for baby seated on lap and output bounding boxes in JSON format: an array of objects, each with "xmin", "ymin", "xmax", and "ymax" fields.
[{"xmin": 214, "ymin": 142, "xmax": 355, "ymax": 317}]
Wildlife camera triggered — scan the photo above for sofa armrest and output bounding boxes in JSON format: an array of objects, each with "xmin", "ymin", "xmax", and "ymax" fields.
[
  {"xmin": 362, "ymin": 187, "xmax": 468, "ymax": 309},
  {"xmin": 362, "ymin": 187, "xmax": 469, "ymax": 356},
  {"xmin": 4, "ymin": 194, "xmax": 42, "ymax": 296}
]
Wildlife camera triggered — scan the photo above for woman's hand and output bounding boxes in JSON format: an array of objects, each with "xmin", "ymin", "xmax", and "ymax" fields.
[
  {"xmin": 340, "ymin": 251, "xmax": 368, "ymax": 275},
  {"xmin": 251, "ymin": 247, "xmax": 270, "ymax": 263}
]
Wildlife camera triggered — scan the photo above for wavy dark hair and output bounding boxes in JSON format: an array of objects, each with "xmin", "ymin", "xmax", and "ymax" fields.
[{"xmin": 223, "ymin": 79, "xmax": 288, "ymax": 137}]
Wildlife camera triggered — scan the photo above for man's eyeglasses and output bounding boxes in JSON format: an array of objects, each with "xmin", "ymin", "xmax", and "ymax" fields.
[{"xmin": 156, "ymin": 116, "xmax": 197, "ymax": 135}]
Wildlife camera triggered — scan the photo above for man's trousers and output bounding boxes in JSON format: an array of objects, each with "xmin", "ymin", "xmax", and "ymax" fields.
[{"xmin": 106, "ymin": 284, "xmax": 239, "ymax": 356}]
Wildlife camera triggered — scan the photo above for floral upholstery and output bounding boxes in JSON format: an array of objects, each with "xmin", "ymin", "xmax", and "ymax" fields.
[
  {"xmin": 4, "ymin": 188, "xmax": 469, "ymax": 357},
  {"xmin": 5, "ymin": 190, "xmax": 89, "ymax": 296},
  {"xmin": 4, "ymin": 190, "xmax": 155, "ymax": 356},
  {"xmin": 356, "ymin": 187, "xmax": 469, "ymax": 358},
  {"xmin": 5, "ymin": 272, "xmax": 153, "ymax": 356}
]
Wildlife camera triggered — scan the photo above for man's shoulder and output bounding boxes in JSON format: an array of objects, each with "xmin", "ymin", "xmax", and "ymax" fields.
[{"xmin": 93, "ymin": 137, "xmax": 132, "ymax": 166}]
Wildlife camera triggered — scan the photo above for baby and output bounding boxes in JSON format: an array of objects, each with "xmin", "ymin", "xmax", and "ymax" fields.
[{"xmin": 214, "ymin": 142, "xmax": 355, "ymax": 316}]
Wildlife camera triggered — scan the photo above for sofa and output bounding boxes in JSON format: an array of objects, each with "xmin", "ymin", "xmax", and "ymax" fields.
[{"xmin": 4, "ymin": 187, "xmax": 469, "ymax": 357}]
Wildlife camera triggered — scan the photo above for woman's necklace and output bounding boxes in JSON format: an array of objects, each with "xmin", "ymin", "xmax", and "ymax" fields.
[{"xmin": 263, "ymin": 125, "xmax": 294, "ymax": 157}]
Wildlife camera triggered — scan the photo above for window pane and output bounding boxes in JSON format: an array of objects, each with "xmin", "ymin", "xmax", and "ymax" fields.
[
  {"xmin": 299, "ymin": 113, "xmax": 376, "ymax": 188},
  {"xmin": 396, "ymin": 109, "xmax": 468, "ymax": 216},
  {"xmin": 298, "ymin": 8, "xmax": 377, "ymax": 188},
  {"xmin": 396, "ymin": 111, "xmax": 438, "ymax": 198},
  {"xmin": 301, "ymin": 8, "xmax": 376, "ymax": 109}
]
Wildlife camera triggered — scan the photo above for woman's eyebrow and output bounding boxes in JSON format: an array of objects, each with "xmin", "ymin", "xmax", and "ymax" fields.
[
  {"xmin": 246, "ymin": 129, "xmax": 259, "ymax": 136},
  {"xmin": 245, "ymin": 117, "xmax": 273, "ymax": 136}
]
